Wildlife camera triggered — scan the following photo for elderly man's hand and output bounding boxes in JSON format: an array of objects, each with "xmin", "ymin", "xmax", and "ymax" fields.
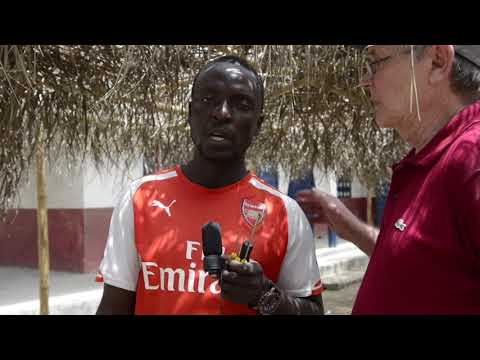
[
  {"xmin": 220, "ymin": 257, "xmax": 271, "ymax": 306},
  {"xmin": 296, "ymin": 189, "xmax": 359, "ymax": 241}
]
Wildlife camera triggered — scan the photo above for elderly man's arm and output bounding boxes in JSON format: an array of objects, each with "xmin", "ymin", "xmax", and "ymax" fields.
[{"xmin": 296, "ymin": 189, "xmax": 379, "ymax": 257}]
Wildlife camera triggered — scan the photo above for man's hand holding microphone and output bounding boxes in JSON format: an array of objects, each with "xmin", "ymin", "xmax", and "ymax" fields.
[{"xmin": 202, "ymin": 222, "xmax": 281, "ymax": 314}]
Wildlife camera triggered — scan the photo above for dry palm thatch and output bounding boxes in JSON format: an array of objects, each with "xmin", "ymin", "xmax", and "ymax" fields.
[{"xmin": 1, "ymin": 45, "xmax": 409, "ymax": 212}]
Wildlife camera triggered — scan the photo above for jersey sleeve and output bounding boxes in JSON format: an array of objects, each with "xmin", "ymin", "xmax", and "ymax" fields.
[
  {"xmin": 98, "ymin": 184, "xmax": 140, "ymax": 292},
  {"xmin": 276, "ymin": 196, "xmax": 324, "ymax": 298}
]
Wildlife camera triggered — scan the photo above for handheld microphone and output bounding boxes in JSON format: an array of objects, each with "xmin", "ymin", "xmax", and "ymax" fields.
[{"xmin": 202, "ymin": 222, "xmax": 225, "ymax": 277}]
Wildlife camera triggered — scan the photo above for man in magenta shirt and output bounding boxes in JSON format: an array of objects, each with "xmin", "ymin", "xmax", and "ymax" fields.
[{"xmin": 298, "ymin": 45, "xmax": 480, "ymax": 314}]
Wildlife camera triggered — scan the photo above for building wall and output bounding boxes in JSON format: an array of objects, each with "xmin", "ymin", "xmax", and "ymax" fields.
[
  {"xmin": 351, "ymin": 176, "xmax": 369, "ymax": 198},
  {"xmin": 82, "ymin": 158, "xmax": 143, "ymax": 272},
  {"xmin": 1, "ymin": 157, "xmax": 377, "ymax": 273},
  {"xmin": 313, "ymin": 166, "xmax": 337, "ymax": 197},
  {"xmin": 17, "ymin": 163, "xmax": 85, "ymax": 209},
  {"xmin": 0, "ymin": 157, "xmax": 143, "ymax": 273},
  {"xmin": 311, "ymin": 166, "xmax": 373, "ymax": 241},
  {"xmin": 277, "ymin": 165, "xmax": 290, "ymax": 195}
]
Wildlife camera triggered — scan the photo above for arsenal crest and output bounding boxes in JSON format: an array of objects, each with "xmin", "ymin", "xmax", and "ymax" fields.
[{"xmin": 241, "ymin": 199, "xmax": 266, "ymax": 228}]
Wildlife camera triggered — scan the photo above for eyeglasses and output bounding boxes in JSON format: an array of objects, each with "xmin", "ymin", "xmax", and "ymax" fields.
[{"xmin": 362, "ymin": 48, "xmax": 411, "ymax": 80}]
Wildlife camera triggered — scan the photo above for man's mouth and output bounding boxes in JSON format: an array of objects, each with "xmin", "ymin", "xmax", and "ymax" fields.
[
  {"xmin": 208, "ymin": 130, "xmax": 232, "ymax": 143},
  {"xmin": 210, "ymin": 134, "xmax": 227, "ymax": 142}
]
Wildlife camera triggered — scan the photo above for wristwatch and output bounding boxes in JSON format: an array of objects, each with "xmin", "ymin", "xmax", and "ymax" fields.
[{"xmin": 252, "ymin": 282, "xmax": 282, "ymax": 315}]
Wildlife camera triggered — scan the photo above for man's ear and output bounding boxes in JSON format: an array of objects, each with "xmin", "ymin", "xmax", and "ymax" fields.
[{"xmin": 429, "ymin": 45, "xmax": 455, "ymax": 85}]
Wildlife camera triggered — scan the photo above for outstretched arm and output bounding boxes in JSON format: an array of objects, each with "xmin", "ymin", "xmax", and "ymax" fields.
[{"xmin": 297, "ymin": 189, "xmax": 379, "ymax": 256}]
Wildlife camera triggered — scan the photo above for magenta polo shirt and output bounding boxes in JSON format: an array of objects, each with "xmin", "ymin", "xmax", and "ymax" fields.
[{"xmin": 352, "ymin": 101, "xmax": 480, "ymax": 315}]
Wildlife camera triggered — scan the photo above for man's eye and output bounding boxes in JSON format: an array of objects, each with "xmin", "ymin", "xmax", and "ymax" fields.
[
  {"xmin": 235, "ymin": 98, "xmax": 253, "ymax": 111},
  {"xmin": 239, "ymin": 103, "xmax": 252, "ymax": 110}
]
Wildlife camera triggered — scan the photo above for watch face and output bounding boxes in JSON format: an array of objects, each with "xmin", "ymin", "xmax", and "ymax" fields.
[{"xmin": 259, "ymin": 288, "xmax": 281, "ymax": 315}]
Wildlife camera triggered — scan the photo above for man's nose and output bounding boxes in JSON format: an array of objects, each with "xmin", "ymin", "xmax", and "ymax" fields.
[
  {"xmin": 213, "ymin": 99, "xmax": 232, "ymax": 120},
  {"xmin": 359, "ymin": 75, "xmax": 372, "ymax": 89}
]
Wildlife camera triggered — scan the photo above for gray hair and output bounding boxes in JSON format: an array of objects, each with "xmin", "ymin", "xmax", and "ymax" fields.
[
  {"xmin": 398, "ymin": 45, "xmax": 480, "ymax": 103},
  {"xmin": 450, "ymin": 54, "xmax": 480, "ymax": 102}
]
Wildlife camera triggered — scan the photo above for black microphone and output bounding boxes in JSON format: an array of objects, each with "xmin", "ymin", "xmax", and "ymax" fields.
[{"xmin": 202, "ymin": 222, "xmax": 225, "ymax": 277}]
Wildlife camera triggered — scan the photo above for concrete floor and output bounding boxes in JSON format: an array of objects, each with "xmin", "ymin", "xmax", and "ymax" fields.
[
  {"xmin": 0, "ymin": 266, "xmax": 101, "ymax": 307},
  {"xmin": 322, "ymin": 281, "xmax": 362, "ymax": 315},
  {"xmin": 1, "ymin": 265, "xmax": 363, "ymax": 315}
]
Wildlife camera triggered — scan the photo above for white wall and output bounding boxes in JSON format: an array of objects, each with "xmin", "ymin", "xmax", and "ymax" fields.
[
  {"xmin": 17, "ymin": 160, "xmax": 84, "ymax": 209},
  {"xmin": 16, "ymin": 174, "xmax": 40, "ymax": 209},
  {"xmin": 313, "ymin": 165, "xmax": 337, "ymax": 196},
  {"xmin": 274, "ymin": 165, "xmax": 370, "ymax": 200},
  {"xmin": 82, "ymin": 157, "xmax": 143, "ymax": 208},
  {"xmin": 277, "ymin": 164, "xmax": 290, "ymax": 195},
  {"xmin": 351, "ymin": 175, "xmax": 368, "ymax": 198},
  {"xmin": 16, "ymin": 156, "xmax": 144, "ymax": 209}
]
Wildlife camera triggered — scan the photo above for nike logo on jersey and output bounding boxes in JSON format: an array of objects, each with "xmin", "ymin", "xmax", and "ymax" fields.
[{"xmin": 151, "ymin": 200, "xmax": 177, "ymax": 217}]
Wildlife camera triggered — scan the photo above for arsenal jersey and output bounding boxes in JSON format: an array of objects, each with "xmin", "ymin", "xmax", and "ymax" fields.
[{"xmin": 98, "ymin": 166, "xmax": 323, "ymax": 315}]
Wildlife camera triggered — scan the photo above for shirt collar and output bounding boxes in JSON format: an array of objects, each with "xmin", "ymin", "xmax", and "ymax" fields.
[{"xmin": 393, "ymin": 100, "xmax": 480, "ymax": 171}]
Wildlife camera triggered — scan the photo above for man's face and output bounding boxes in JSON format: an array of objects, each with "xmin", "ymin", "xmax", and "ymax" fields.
[
  {"xmin": 361, "ymin": 45, "xmax": 429, "ymax": 129},
  {"xmin": 188, "ymin": 62, "xmax": 263, "ymax": 162}
]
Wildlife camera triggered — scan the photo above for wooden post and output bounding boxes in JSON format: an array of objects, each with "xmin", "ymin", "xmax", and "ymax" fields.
[{"xmin": 36, "ymin": 127, "xmax": 49, "ymax": 315}]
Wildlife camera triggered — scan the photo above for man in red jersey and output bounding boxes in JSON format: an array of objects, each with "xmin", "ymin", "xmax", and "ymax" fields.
[
  {"xmin": 96, "ymin": 55, "xmax": 324, "ymax": 315},
  {"xmin": 298, "ymin": 45, "xmax": 480, "ymax": 314}
]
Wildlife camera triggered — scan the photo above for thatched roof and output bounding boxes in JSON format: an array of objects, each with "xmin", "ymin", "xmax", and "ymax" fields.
[{"xmin": 0, "ymin": 45, "xmax": 408, "ymax": 211}]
